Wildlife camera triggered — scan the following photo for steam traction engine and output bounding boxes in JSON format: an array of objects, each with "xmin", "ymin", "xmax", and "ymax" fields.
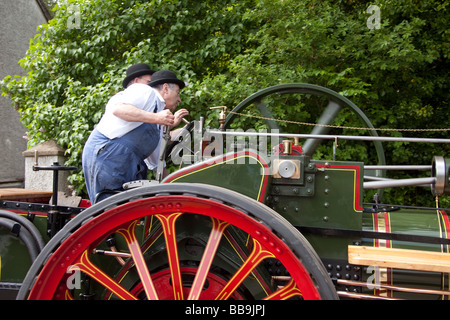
[{"xmin": 0, "ymin": 83, "xmax": 449, "ymax": 300}]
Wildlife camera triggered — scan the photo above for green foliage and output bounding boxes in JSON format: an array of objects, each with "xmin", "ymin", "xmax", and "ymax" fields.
[{"xmin": 1, "ymin": 0, "xmax": 448, "ymax": 207}]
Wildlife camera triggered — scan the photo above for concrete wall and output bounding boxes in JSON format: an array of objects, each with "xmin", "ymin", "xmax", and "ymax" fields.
[{"xmin": 0, "ymin": 0, "xmax": 48, "ymax": 187}]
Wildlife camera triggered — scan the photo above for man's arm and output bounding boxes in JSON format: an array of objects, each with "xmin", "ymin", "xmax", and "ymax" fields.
[{"xmin": 113, "ymin": 103, "xmax": 175, "ymax": 126}]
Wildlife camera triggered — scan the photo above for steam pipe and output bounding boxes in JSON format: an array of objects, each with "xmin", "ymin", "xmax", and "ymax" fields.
[
  {"xmin": 208, "ymin": 130, "xmax": 450, "ymax": 144},
  {"xmin": 364, "ymin": 177, "xmax": 437, "ymax": 190},
  {"xmin": 365, "ymin": 165, "xmax": 432, "ymax": 171}
]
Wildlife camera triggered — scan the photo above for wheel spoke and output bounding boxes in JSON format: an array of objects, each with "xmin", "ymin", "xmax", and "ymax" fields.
[
  {"xmin": 215, "ymin": 237, "xmax": 275, "ymax": 300},
  {"xmin": 188, "ymin": 218, "xmax": 229, "ymax": 300},
  {"xmin": 116, "ymin": 220, "xmax": 159, "ymax": 300},
  {"xmin": 256, "ymin": 100, "xmax": 281, "ymax": 132},
  {"xmin": 70, "ymin": 250, "xmax": 138, "ymax": 300},
  {"xmin": 156, "ymin": 212, "xmax": 184, "ymax": 300},
  {"xmin": 263, "ymin": 278, "xmax": 303, "ymax": 300},
  {"xmin": 302, "ymin": 100, "xmax": 342, "ymax": 155}
]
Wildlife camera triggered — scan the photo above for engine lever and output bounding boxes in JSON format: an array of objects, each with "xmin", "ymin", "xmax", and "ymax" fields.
[{"xmin": 156, "ymin": 125, "xmax": 171, "ymax": 182}]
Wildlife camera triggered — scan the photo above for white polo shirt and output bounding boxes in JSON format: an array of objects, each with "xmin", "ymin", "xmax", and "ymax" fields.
[
  {"xmin": 95, "ymin": 83, "xmax": 165, "ymax": 170},
  {"xmin": 96, "ymin": 83, "xmax": 165, "ymax": 139}
]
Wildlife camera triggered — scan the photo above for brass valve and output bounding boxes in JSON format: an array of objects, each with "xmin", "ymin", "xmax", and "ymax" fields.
[{"xmin": 210, "ymin": 106, "xmax": 227, "ymax": 131}]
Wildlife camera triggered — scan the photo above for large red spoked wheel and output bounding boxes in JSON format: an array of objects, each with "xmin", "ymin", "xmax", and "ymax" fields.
[{"xmin": 18, "ymin": 184, "xmax": 337, "ymax": 300}]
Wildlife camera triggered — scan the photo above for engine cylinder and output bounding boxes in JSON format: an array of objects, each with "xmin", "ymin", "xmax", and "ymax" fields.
[{"xmin": 432, "ymin": 156, "xmax": 450, "ymax": 196}]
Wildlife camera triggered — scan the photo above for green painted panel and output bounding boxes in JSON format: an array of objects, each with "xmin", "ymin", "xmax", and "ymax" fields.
[{"xmin": 164, "ymin": 151, "xmax": 270, "ymax": 203}]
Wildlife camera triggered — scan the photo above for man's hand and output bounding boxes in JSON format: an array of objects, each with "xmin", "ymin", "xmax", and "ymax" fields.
[
  {"xmin": 173, "ymin": 108, "xmax": 189, "ymax": 128},
  {"xmin": 156, "ymin": 109, "xmax": 175, "ymax": 126}
]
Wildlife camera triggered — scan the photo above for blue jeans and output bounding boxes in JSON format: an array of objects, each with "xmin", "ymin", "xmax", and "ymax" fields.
[{"xmin": 82, "ymin": 123, "xmax": 160, "ymax": 203}]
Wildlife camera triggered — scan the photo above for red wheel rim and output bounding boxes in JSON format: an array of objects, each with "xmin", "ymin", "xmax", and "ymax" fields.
[{"xmin": 28, "ymin": 196, "xmax": 321, "ymax": 300}]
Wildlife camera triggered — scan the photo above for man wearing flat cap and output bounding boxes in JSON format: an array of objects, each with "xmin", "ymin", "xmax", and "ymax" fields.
[{"xmin": 82, "ymin": 65, "xmax": 189, "ymax": 203}]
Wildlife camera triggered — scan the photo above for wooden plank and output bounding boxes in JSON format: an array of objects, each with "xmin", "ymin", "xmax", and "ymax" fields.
[
  {"xmin": 0, "ymin": 188, "xmax": 53, "ymax": 200},
  {"xmin": 348, "ymin": 245, "xmax": 450, "ymax": 273}
]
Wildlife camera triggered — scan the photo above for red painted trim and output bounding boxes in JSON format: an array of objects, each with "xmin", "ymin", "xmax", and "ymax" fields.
[
  {"xmin": 440, "ymin": 210, "xmax": 450, "ymax": 253},
  {"xmin": 316, "ymin": 164, "xmax": 363, "ymax": 212},
  {"xmin": 373, "ymin": 213, "xmax": 380, "ymax": 247}
]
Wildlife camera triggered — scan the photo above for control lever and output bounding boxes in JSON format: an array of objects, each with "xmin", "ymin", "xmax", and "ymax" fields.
[
  {"xmin": 32, "ymin": 151, "xmax": 78, "ymax": 237},
  {"xmin": 156, "ymin": 125, "xmax": 171, "ymax": 182}
]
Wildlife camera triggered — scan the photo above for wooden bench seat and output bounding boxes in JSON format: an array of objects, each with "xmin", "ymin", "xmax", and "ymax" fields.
[
  {"xmin": 0, "ymin": 188, "xmax": 53, "ymax": 201},
  {"xmin": 348, "ymin": 245, "xmax": 450, "ymax": 273}
]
